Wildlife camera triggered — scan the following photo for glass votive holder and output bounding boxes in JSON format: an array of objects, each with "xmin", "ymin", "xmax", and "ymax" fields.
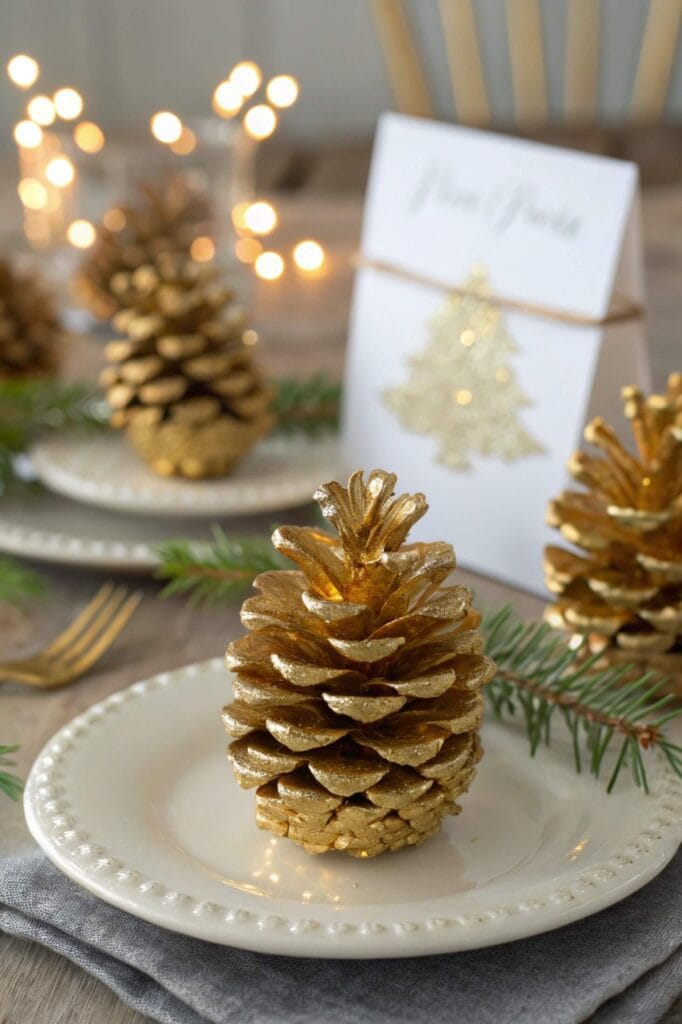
[{"xmin": 13, "ymin": 116, "xmax": 257, "ymax": 327}]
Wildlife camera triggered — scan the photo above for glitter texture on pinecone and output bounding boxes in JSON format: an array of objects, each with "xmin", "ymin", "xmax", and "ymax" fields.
[
  {"xmin": 223, "ymin": 469, "xmax": 494, "ymax": 858},
  {"xmin": 545, "ymin": 375, "xmax": 682, "ymax": 694},
  {"xmin": 100, "ymin": 254, "xmax": 272, "ymax": 478},
  {"xmin": 75, "ymin": 177, "xmax": 210, "ymax": 321},
  {"xmin": 0, "ymin": 258, "xmax": 60, "ymax": 378}
]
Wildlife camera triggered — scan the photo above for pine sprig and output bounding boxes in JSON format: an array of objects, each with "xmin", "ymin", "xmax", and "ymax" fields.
[
  {"xmin": 0, "ymin": 556, "xmax": 46, "ymax": 605},
  {"xmin": 156, "ymin": 527, "xmax": 286, "ymax": 604},
  {"xmin": 0, "ymin": 744, "xmax": 23, "ymax": 802},
  {"xmin": 483, "ymin": 606, "xmax": 682, "ymax": 793},
  {"xmin": 0, "ymin": 377, "xmax": 108, "ymax": 494},
  {"xmin": 270, "ymin": 374, "xmax": 341, "ymax": 436},
  {"xmin": 155, "ymin": 532, "xmax": 681, "ymax": 793}
]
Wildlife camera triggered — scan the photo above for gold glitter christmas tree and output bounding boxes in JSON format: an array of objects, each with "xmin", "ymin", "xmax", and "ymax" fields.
[{"xmin": 383, "ymin": 270, "xmax": 543, "ymax": 470}]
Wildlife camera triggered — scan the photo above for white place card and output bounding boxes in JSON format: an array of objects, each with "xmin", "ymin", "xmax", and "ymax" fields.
[{"xmin": 342, "ymin": 113, "xmax": 651, "ymax": 595}]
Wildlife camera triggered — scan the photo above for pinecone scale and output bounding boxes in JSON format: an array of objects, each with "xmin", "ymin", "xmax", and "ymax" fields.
[
  {"xmin": 223, "ymin": 470, "xmax": 494, "ymax": 858},
  {"xmin": 75, "ymin": 177, "xmax": 210, "ymax": 321}
]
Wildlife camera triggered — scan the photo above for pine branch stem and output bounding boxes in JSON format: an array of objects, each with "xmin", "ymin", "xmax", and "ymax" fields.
[
  {"xmin": 276, "ymin": 402, "xmax": 339, "ymax": 424},
  {"xmin": 495, "ymin": 668, "xmax": 660, "ymax": 749}
]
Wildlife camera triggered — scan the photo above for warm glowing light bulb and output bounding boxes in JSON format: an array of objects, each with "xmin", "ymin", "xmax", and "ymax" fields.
[
  {"xmin": 190, "ymin": 236, "xmax": 215, "ymax": 262},
  {"xmin": 53, "ymin": 87, "xmax": 83, "ymax": 120},
  {"xmin": 103, "ymin": 208, "xmax": 126, "ymax": 232},
  {"xmin": 293, "ymin": 239, "xmax": 325, "ymax": 272},
  {"xmin": 230, "ymin": 61, "xmax": 262, "ymax": 97},
  {"xmin": 454, "ymin": 388, "xmax": 473, "ymax": 406},
  {"xmin": 73, "ymin": 120, "xmax": 105, "ymax": 153},
  {"xmin": 17, "ymin": 178, "xmax": 48, "ymax": 210},
  {"xmin": 243, "ymin": 200, "xmax": 277, "ymax": 235},
  {"xmin": 45, "ymin": 156, "xmax": 75, "ymax": 187},
  {"xmin": 266, "ymin": 74, "xmax": 299, "ymax": 108},
  {"xmin": 231, "ymin": 202, "xmax": 251, "ymax": 232},
  {"xmin": 234, "ymin": 237, "xmax": 262, "ymax": 263},
  {"xmin": 212, "ymin": 80, "xmax": 242, "ymax": 118},
  {"xmin": 243, "ymin": 104, "xmax": 277, "ymax": 140},
  {"xmin": 27, "ymin": 95, "xmax": 55, "ymax": 126},
  {"xmin": 170, "ymin": 125, "xmax": 196, "ymax": 155},
  {"xmin": 7, "ymin": 55, "xmax": 39, "ymax": 89},
  {"xmin": 67, "ymin": 219, "xmax": 96, "ymax": 248},
  {"xmin": 13, "ymin": 120, "xmax": 43, "ymax": 148},
  {"xmin": 150, "ymin": 110, "xmax": 182, "ymax": 144},
  {"xmin": 254, "ymin": 250, "xmax": 284, "ymax": 280}
]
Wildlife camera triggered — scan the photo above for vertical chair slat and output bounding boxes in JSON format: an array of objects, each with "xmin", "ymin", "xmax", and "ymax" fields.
[
  {"xmin": 438, "ymin": 0, "xmax": 491, "ymax": 125},
  {"xmin": 505, "ymin": 0, "xmax": 548, "ymax": 124},
  {"xmin": 371, "ymin": 0, "xmax": 434, "ymax": 118},
  {"xmin": 564, "ymin": 0, "xmax": 601, "ymax": 121},
  {"xmin": 631, "ymin": 0, "xmax": 682, "ymax": 121}
]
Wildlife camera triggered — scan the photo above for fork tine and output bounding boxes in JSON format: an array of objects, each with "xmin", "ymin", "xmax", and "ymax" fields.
[
  {"xmin": 53, "ymin": 592, "xmax": 143, "ymax": 682},
  {"xmin": 41, "ymin": 582, "xmax": 118, "ymax": 658},
  {"xmin": 46, "ymin": 587, "xmax": 133, "ymax": 668}
]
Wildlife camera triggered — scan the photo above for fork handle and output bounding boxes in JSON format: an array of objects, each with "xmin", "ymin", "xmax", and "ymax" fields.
[{"xmin": 0, "ymin": 670, "xmax": 56, "ymax": 688}]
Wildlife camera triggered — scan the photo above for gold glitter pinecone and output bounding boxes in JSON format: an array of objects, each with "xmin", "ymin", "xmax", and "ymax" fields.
[
  {"xmin": 223, "ymin": 469, "xmax": 495, "ymax": 858},
  {"xmin": 75, "ymin": 176, "xmax": 210, "ymax": 321},
  {"xmin": 0, "ymin": 258, "xmax": 60, "ymax": 378},
  {"xmin": 545, "ymin": 374, "xmax": 682, "ymax": 694},
  {"xmin": 100, "ymin": 254, "xmax": 272, "ymax": 479}
]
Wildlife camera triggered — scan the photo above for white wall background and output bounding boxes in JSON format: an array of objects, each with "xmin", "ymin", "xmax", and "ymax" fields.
[{"xmin": 1, "ymin": 0, "xmax": 681, "ymax": 146}]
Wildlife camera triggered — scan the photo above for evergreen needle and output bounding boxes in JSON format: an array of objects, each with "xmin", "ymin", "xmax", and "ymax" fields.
[
  {"xmin": 0, "ymin": 556, "xmax": 46, "ymax": 605},
  {"xmin": 0, "ymin": 744, "xmax": 23, "ymax": 802},
  {"xmin": 270, "ymin": 374, "xmax": 341, "ymax": 436},
  {"xmin": 0, "ymin": 377, "xmax": 108, "ymax": 495},
  {"xmin": 156, "ymin": 527, "xmax": 286, "ymax": 604},
  {"xmin": 484, "ymin": 607, "xmax": 682, "ymax": 792}
]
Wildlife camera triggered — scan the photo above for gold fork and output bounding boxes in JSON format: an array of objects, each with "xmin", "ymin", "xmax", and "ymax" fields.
[{"xmin": 0, "ymin": 582, "xmax": 143, "ymax": 689}]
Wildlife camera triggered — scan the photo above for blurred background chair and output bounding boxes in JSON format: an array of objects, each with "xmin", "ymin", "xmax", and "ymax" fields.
[
  {"xmin": 373, "ymin": 0, "xmax": 680, "ymax": 126},
  {"xmin": 371, "ymin": 0, "xmax": 681, "ymax": 178}
]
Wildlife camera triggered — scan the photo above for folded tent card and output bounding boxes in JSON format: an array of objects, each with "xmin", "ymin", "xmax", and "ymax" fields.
[{"xmin": 342, "ymin": 113, "xmax": 651, "ymax": 595}]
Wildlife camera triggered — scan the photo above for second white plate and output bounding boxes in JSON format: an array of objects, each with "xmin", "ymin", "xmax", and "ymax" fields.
[
  {"xmin": 24, "ymin": 659, "xmax": 682, "ymax": 958},
  {"xmin": 30, "ymin": 432, "xmax": 341, "ymax": 518},
  {"xmin": 0, "ymin": 489, "xmax": 291, "ymax": 572}
]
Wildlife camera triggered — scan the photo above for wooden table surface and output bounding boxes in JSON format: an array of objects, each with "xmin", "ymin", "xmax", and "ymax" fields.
[{"xmin": 1, "ymin": 184, "xmax": 681, "ymax": 1024}]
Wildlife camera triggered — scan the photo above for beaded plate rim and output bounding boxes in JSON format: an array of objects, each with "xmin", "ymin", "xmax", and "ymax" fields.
[
  {"xmin": 29, "ymin": 432, "xmax": 341, "ymax": 518},
  {"xmin": 24, "ymin": 658, "xmax": 682, "ymax": 958},
  {"xmin": 0, "ymin": 510, "xmax": 158, "ymax": 570}
]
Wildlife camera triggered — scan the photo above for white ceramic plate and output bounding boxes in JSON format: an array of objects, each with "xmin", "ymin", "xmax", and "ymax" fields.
[
  {"xmin": 24, "ymin": 660, "xmax": 682, "ymax": 958},
  {"xmin": 30, "ymin": 433, "xmax": 340, "ymax": 518},
  {"xmin": 0, "ymin": 490, "xmax": 288, "ymax": 572}
]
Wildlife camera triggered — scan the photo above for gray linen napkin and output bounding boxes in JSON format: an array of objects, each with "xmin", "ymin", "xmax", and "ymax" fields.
[{"xmin": 1, "ymin": 850, "xmax": 680, "ymax": 1024}]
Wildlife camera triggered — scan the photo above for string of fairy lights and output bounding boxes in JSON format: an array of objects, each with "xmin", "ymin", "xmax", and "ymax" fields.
[{"xmin": 6, "ymin": 53, "xmax": 326, "ymax": 282}]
